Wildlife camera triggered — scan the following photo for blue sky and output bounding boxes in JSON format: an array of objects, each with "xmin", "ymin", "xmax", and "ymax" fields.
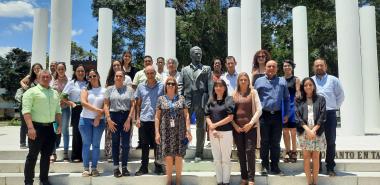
[{"xmin": 0, "ymin": 0, "xmax": 98, "ymax": 56}]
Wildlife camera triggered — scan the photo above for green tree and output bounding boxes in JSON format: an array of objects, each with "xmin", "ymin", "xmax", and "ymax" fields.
[
  {"xmin": 0, "ymin": 48, "xmax": 31, "ymax": 100},
  {"xmin": 71, "ymin": 41, "xmax": 96, "ymax": 60}
]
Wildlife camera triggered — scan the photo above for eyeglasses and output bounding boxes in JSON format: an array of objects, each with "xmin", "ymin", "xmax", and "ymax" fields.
[
  {"xmin": 88, "ymin": 75, "xmax": 97, "ymax": 79},
  {"xmin": 166, "ymin": 82, "xmax": 176, "ymax": 86},
  {"xmin": 257, "ymin": 55, "xmax": 266, "ymax": 58}
]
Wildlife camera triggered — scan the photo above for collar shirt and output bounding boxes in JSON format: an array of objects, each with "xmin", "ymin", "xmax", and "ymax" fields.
[
  {"xmin": 134, "ymin": 81, "xmax": 164, "ymax": 122},
  {"xmin": 221, "ymin": 71, "xmax": 238, "ymax": 96},
  {"xmin": 312, "ymin": 74, "xmax": 345, "ymax": 111}
]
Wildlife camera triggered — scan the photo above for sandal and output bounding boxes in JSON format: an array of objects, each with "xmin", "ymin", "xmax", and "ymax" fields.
[
  {"xmin": 82, "ymin": 170, "xmax": 91, "ymax": 177},
  {"xmin": 240, "ymin": 179, "xmax": 248, "ymax": 185},
  {"xmin": 290, "ymin": 151, "xmax": 297, "ymax": 163},
  {"xmin": 284, "ymin": 151, "xmax": 290, "ymax": 163},
  {"xmin": 248, "ymin": 181, "xmax": 255, "ymax": 185}
]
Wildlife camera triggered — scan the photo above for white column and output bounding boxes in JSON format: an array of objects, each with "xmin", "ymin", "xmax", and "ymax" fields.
[
  {"xmin": 335, "ymin": 0, "xmax": 364, "ymax": 135},
  {"xmin": 164, "ymin": 8, "xmax": 176, "ymax": 60},
  {"xmin": 241, "ymin": 0, "xmax": 261, "ymax": 75},
  {"xmin": 145, "ymin": 0, "xmax": 165, "ymax": 63},
  {"xmin": 49, "ymin": 0, "xmax": 72, "ymax": 77},
  {"xmin": 228, "ymin": 7, "xmax": 241, "ymax": 72},
  {"xmin": 360, "ymin": 6, "xmax": 380, "ymax": 134},
  {"xmin": 97, "ymin": 8, "xmax": 113, "ymax": 87},
  {"xmin": 31, "ymin": 9, "xmax": 48, "ymax": 67},
  {"xmin": 292, "ymin": 6, "xmax": 309, "ymax": 79}
]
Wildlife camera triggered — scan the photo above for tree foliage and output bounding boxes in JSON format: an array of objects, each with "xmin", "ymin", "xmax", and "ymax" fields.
[
  {"xmin": 0, "ymin": 48, "xmax": 31, "ymax": 100},
  {"xmin": 91, "ymin": 0, "xmax": 379, "ymax": 75}
]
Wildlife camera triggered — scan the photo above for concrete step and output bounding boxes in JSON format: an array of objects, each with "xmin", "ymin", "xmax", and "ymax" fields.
[
  {"xmin": 0, "ymin": 159, "xmax": 379, "ymax": 173},
  {"xmin": 0, "ymin": 171, "xmax": 380, "ymax": 185},
  {"xmin": 1, "ymin": 148, "xmax": 379, "ymax": 160}
]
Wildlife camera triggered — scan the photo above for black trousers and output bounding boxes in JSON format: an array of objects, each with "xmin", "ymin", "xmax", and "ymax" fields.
[
  {"xmin": 71, "ymin": 106, "xmax": 83, "ymax": 161},
  {"xmin": 19, "ymin": 104, "xmax": 28, "ymax": 145},
  {"xmin": 140, "ymin": 121, "xmax": 159, "ymax": 168},
  {"xmin": 260, "ymin": 111, "xmax": 282, "ymax": 168},
  {"xmin": 233, "ymin": 127, "xmax": 257, "ymax": 181},
  {"xmin": 320, "ymin": 110, "xmax": 337, "ymax": 171},
  {"xmin": 24, "ymin": 123, "xmax": 56, "ymax": 184}
]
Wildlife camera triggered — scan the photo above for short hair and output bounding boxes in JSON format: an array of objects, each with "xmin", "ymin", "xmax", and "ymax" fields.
[
  {"xmin": 283, "ymin": 59, "xmax": 296, "ymax": 69},
  {"xmin": 157, "ymin": 57, "xmax": 165, "ymax": 62},
  {"xmin": 190, "ymin": 46, "xmax": 201, "ymax": 54},
  {"xmin": 144, "ymin": 55, "xmax": 153, "ymax": 61},
  {"xmin": 164, "ymin": 76, "xmax": 178, "ymax": 94},
  {"xmin": 314, "ymin": 58, "xmax": 327, "ymax": 65},
  {"xmin": 167, "ymin": 58, "xmax": 179, "ymax": 69},
  {"xmin": 225, "ymin": 56, "xmax": 236, "ymax": 63}
]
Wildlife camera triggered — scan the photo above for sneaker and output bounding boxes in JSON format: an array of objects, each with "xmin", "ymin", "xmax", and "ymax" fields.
[
  {"xmin": 122, "ymin": 166, "xmax": 130, "ymax": 176},
  {"xmin": 82, "ymin": 170, "xmax": 91, "ymax": 177},
  {"xmin": 327, "ymin": 170, "xmax": 336, "ymax": 177},
  {"xmin": 194, "ymin": 157, "xmax": 202, "ymax": 163},
  {"xmin": 91, "ymin": 169, "xmax": 100, "ymax": 177},
  {"xmin": 135, "ymin": 167, "xmax": 148, "ymax": 176},
  {"xmin": 113, "ymin": 168, "xmax": 122, "ymax": 178},
  {"xmin": 63, "ymin": 153, "xmax": 69, "ymax": 162}
]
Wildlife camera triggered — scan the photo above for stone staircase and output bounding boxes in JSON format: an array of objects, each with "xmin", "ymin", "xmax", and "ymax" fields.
[{"xmin": 0, "ymin": 148, "xmax": 379, "ymax": 185}]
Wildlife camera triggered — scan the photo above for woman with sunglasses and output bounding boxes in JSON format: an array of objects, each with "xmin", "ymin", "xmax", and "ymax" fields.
[
  {"xmin": 232, "ymin": 72, "xmax": 262, "ymax": 185},
  {"xmin": 155, "ymin": 76, "xmax": 192, "ymax": 185},
  {"xmin": 205, "ymin": 79, "xmax": 235, "ymax": 185},
  {"xmin": 104, "ymin": 70, "xmax": 135, "ymax": 177},
  {"xmin": 50, "ymin": 62, "xmax": 70, "ymax": 162},
  {"xmin": 62, "ymin": 65, "xmax": 87, "ymax": 162},
  {"xmin": 79, "ymin": 69, "xmax": 106, "ymax": 177},
  {"xmin": 251, "ymin": 50, "xmax": 271, "ymax": 85}
]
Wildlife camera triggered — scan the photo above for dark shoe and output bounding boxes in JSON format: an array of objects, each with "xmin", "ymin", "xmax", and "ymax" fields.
[
  {"xmin": 20, "ymin": 143, "xmax": 28, "ymax": 149},
  {"xmin": 327, "ymin": 170, "xmax": 336, "ymax": 177},
  {"xmin": 63, "ymin": 153, "xmax": 69, "ymax": 162},
  {"xmin": 114, "ymin": 168, "xmax": 122, "ymax": 178},
  {"xmin": 271, "ymin": 166, "xmax": 284, "ymax": 175},
  {"xmin": 154, "ymin": 165, "xmax": 165, "ymax": 175},
  {"xmin": 283, "ymin": 151, "xmax": 290, "ymax": 163},
  {"xmin": 319, "ymin": 167, "xmax": 323, "ymax": 174},
  {"xmin": 135, "ymin": 167, "xmax": 148, "ymax": 176},
  {"xmin": 261, "ymin": 165, "xmax": 269, "ymax": 176},
  {"xmin": 290, "ymin": 151, "xmax": 297, "ymax": 163},
  {"xmin": 122, "ymin": 166, "xmax": 130, "ymax": 176},
  {"xmin": 40, "ymin": 180, "xmax": 52, "ymax": 185},
  {"xmin": 136, "ymin": 143, "xmax": 142, "ymax": 149}
]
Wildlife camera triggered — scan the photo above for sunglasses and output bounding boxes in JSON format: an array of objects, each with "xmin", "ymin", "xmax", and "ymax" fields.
[
  {"xmin": 166, "ymin": 82, "xmax": 176, "ymax": 86},
  {"xmin": 88, "ymin": 75, "xmax": 97, "ymax": 79},
  {"xmin": 258, "ymin": 55, "xmax": 266, "ymax": 58}
]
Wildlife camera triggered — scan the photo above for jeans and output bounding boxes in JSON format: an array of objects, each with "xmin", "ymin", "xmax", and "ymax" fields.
[
  {"xmin": 260, "ymin": 111, "xmax": 282, "ymax": 169},
  {"xmin": 52, "ymin": 107, "xmax": 71, "ymax": 154},
  {"xmin": 71, "ymin": 106, "xmax": 83, "ymax": 161},
  {"xmin": 110, "ymin": 112, "xmax": 131, "ymax": 167},
  {"xmin": 19, "ymin": 104, "xmax": 27, "ymax": 146},
  {"xmin": 24, "ymin": 123, "xmax": 56, "ymax": 184},
  {"xmin": 79, "ymin": 117, "xmax": 105, "ymax": 169},
  {"xmin": 320, "ymin": 110, "xmax": 337, "ymax": 171},
  {"xmin": 210, "ymin": 130, "xmax": 233, "ymax": 184},
  {"xmin": 233, "ymin": 128, "xmax": 257, "ymax": 182}
]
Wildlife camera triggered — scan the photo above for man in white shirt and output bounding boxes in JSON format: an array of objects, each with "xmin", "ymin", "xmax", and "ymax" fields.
[{"xmin": 221, "ymin": 56, "xmax": 238, "ymax": 96}]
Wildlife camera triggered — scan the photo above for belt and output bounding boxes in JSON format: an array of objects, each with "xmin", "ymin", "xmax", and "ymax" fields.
[
  {"xmin": 32, "ymin": 121, "xmax": 54, "ymax": 126},
  {"xmin": 263, "ymin": 110, "xmax": 281, "ymax": 115}
]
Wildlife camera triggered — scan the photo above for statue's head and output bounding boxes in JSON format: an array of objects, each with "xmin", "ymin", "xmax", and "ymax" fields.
[{"xmin": 190, "ymin": 46, "xmax": 202, "ymax": 63}]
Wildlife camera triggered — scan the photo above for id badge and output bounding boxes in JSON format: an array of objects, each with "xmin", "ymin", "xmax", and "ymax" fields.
[{"xmin": 170, "ymin": 119, "xmax": 175, "ymax": 127}]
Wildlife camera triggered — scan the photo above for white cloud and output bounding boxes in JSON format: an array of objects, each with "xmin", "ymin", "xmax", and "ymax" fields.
[
  {"xmin": 0, "ymin": 47, "xmax": 15, "ymax": 57},
  {"xmin": 11, "ymin": 21, "xmax": 33, "ymax": 31},
  {"xmin": 72, "ymin": 29, "xmax": 83, "ymax": 37},
  {"xmin": 0, "ymin": 1, "xmax": 34, "ymax": 18}
]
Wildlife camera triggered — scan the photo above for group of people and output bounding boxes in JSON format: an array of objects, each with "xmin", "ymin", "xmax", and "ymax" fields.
[{"xmin": 18, "ymin": 46, "xmax": 344, "ymax": 185}]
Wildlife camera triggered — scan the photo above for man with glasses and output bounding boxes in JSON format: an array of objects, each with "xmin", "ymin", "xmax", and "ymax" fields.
[
  {"xmin": 22, "ymin": 70, "xmax": 62, "ymax": 185},
  {"xmin": 134, "ymin": 65, "xmax": 165, "ymax": 175}
]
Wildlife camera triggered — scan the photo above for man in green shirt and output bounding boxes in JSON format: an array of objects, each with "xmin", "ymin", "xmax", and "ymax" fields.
[{"xmin": 22, "ymin": 70, "xmax": 62, "ymax": 185}]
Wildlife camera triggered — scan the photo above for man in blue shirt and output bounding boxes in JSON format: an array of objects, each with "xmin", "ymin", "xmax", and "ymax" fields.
[
  {"xmin": 312, "ymin": 58, "xmax": 345, "ymax": 176},
  {"xmin": 254, "ymin": 60, "xmax": 289, "ymax": 175},
  {"xmin": 135, "ymin": 65, "xmax": 165, "ymax": 176}
]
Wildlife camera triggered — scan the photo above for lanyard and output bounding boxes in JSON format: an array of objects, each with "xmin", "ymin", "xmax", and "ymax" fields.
[{"xmin": 165, "ymin": 95, "xmax": 178, "ymax": 119}]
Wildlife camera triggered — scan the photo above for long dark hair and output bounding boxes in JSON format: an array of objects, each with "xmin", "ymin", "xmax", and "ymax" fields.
[
  {"xmin": 29, "ymin": 63, "xmax": 43, "ymax": 86},
  {"xmin": 252, "ymin": 49, "xmax": 271, "ymax": 69},
  {"xmin": 300, "ymin": 77, "xmax": 318, "ymax": 102},
  {"xmin": 72, "ymin": 64, "xmax": 87, "ymax": 82},
  {"xmin": 87, "ymin": 69, "xmax": 101, "ymax": 90},
  {"xmin": 121, "ymin": 50, "xmax": 132, "ymax": 68},
  {"xmin": 54, "ymin": 62, "xmax": 66, "ymax": 80},
  {"xmin": 106, "ymin": 60, "xmax": 121, "ymax": 87},
  {"xmin": 210, "ymin": 79, "xmax": 228, "ymax": 104}
]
